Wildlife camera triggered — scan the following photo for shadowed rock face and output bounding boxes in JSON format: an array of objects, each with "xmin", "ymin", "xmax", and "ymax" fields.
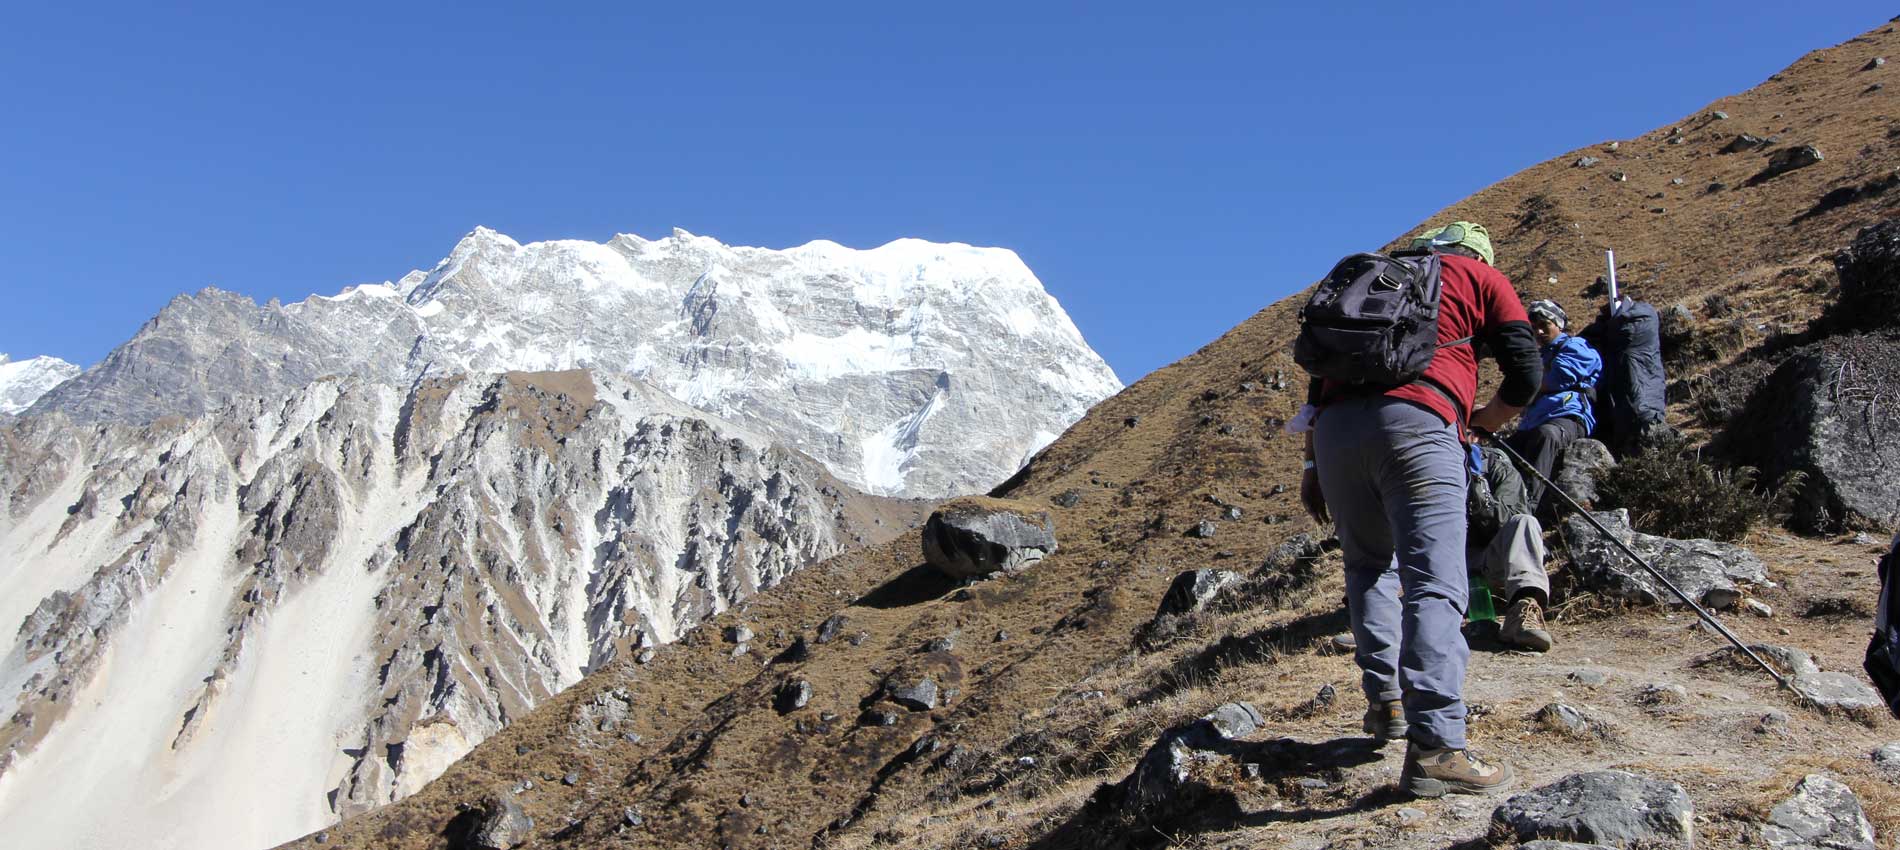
[
  {"xmin": 1722, "ymin": 333, "xmax": 1900, "ymax": 532},
  {"xmin": 27, "ymin": 228, "xmax": 1121, "ymax": 498},
  {"xmin": 0, "ymin": 370, "xmax": 905, "ymax": 850}
]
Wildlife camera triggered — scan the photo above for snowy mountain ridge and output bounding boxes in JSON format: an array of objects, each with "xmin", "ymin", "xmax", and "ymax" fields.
[
  {"xmin": 0, "ymin": 354, "xmax": 80, "ymax": 415},
  {"xmin": 32, "ymin": 227, "xmax": 1122, "ymax": 497}
]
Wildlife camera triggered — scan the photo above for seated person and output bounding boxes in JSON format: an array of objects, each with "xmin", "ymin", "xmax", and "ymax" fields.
[
  {"xmin": 1468, "ymin": 444, "xmax": 1553, "ymax": 652},
  {"xmin": 1507, "ymin": 299, "xmax": 1602, "ymax": 517}
]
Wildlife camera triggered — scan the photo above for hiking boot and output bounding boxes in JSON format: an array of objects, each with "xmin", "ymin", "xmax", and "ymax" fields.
[
  {"xmin": 1361, "ymin": 700, "xmax": 1407, "ymax": 742},
  {"xmin": 1501, "ymin": 596, "xmax": 1554, "ymax": 652},
  {"xmin": 1401, "ymin": 744, "xmax": 1515, "ymax": 798}
]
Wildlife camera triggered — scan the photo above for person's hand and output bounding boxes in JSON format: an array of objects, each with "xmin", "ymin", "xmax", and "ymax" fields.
[
  {"xmin": 1300, "ymin": 466, "xmax": 1329, "ymax": 525},
  {"xmin": 1470, "ymin": 403, "xmax": 1515, "ymax": 435}
]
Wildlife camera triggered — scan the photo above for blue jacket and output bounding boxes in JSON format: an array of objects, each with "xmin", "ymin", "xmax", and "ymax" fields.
[{"xmin": 1518, "ymin": 333, "xmax": 1602, "ymax": 433}]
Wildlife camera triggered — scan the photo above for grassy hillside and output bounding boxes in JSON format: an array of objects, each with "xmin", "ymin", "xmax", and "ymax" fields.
[{"xmin": 291, "ymin": 17, "xmax": 1900, "ymax": 850}]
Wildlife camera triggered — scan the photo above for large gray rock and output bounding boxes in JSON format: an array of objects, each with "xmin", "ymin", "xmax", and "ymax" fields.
[
  {"xmin": 1555, "ymin": 439, "xmax": 1616, "ymax": 507},
  {"xmin": 1698, "ymin": 644, "xmax": 1882, "ymax": 717},
  {"xmin": 1562, "ymin": 509, "xmax": 1767, "ymax": 609},
  {"xmin": 470, "ymin": 792, "xmax": 534, "ymax": 850},
  {"xmin": 1491, "ymin": 770, "xmax": 1694, "ymax": 848},
  {"xmin": 921, "ymin": 504, "xmax": 1058, "ymax": 579},
  {"xmin": 1155, "ymin": 569, "xmax": 1241, "ymax": 617},
  {"xmin": 1760, "ymin": 774, "xmax": 1875, "ymax": 850},
  {"xmin": 1201, "ymin": 702, "xmax": 1265, "ymax": 739},
  {"xmin": 1722, "ymin": 330, "xmax": 1900, "ymax": 531},
  {"xmin": 889, "ymin": 678, "xmax": 939, "ymax": 712}
]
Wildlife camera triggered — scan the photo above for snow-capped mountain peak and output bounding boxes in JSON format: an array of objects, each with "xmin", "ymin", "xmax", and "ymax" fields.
[
  {"xmin": 30, "ymin": 227, "xmax": 1122, "ymax": 497},
  {"xmin": 0, "ymin": 354, "xmax": 81, "ymax": 415}
]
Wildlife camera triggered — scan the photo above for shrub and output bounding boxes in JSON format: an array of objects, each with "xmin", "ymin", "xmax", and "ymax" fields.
[{"xmin": 1594, "ymin": 436, "xmax": 1768, "ymax": 541}]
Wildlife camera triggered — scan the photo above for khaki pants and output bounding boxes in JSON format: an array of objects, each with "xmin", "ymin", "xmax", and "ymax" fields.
[{"xmin": 1470, "ymin": 513, "xmax": 1549, "ymax": 604}]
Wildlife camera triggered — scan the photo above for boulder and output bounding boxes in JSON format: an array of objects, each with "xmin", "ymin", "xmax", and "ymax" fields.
[
  {"xmin": 1755, "ymin": 145, "xmax": 1824, "ymax": 181},
  {"xmin": 921, "ymin": 502, "xmax": 1058, "ymax": 579},
  {"xmin": 1155, "ymin": 569, "xmax": 1241, "ymax": 618},
  {"xmin": 1831, "ymin": 218, "xmax": 1900, "ymax": 332},
  {"xmin": 1491, "ymin": 770, "xmax": 1693, "ymax": 848},
  {"xmin": 469, "ymin": 793, "xmax": 534, "ymax": 850},
  {"xmin": 1562, "ymin": 509, "xmax": 1766, "ymax": 609},
  {"xmin": 1871, "ymin": 742, "xmax": 1900, "ymax": 781},
  {"xmin": 1723, "ymin": 133, "xmax": 1772, "ymax": 154},
  {"xmin": 1201, "ymin": 702, "xmax": 1265, "ymax": 739},
  {"xmin": 775, "ymin": 679, "xmax": 812, "ymax": 714},
  {"xmin": 1555, "ymin": 439, "xmax": 1616, "ymax": 506},
  {"xmin": 1793, "ymin": 671, "xmax": 1883, "ymax": 717},
  {"xmin": 889, "ymin": 678, "xmax": 939, "ymax": 711},
  {"xmin": 1697, "ymin": 643, "xmax": 1882, "ymax": 717},
  {"xmin": 1760, "ymin": 774, "xmax": 1875, "ymax": 850},
  {"xmin": 1720, "ymin": 332, "xmax": 1900, "ymax": 531},
  {"xmin": 815, "ymin": 613, "xmax": 846, "ymax": 644},
  {"xmin": 1120, "ymin": 718, "xmax": 1234, "ymax": 811}
]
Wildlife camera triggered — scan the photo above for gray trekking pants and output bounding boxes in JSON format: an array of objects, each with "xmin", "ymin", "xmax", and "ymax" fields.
[
  {"xmin": 1472, "ymin": 514, "xmax": 1550, "ymax": 605},
  {"xmin": 1314, "ymin": 396, "xmax": 1470, "ymax": 750}
]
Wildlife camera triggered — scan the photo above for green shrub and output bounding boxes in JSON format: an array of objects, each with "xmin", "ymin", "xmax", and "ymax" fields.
[{"xmin": 1594, "ymin": 436, "xmax": 1768, "ymax": 542}]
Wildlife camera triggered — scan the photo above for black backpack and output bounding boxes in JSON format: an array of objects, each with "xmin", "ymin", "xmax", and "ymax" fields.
[{"xmin": 1294, "ymin": 250, "xmax": 1470, "ymax": 386}]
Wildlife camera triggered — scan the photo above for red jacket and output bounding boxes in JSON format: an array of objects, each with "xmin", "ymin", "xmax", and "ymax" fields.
[{"xmin": 1317, "ymin": 254, "xmax": 1536, "ymax": 428}]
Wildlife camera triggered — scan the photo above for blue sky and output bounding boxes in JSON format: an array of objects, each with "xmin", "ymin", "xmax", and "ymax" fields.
[{"xmin": 1, "ymin": 2, "xmax": 1891, "ymax": 382}]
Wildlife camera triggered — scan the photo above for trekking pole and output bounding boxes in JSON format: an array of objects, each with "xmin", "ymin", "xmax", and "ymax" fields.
[
  {"xmin": 1605, "ymin": 249, "xmax": 1619, "ymax": 310},
  {"xmin": 1474, "ymin": 428, "xmax": 1793, "ymax": 691}
]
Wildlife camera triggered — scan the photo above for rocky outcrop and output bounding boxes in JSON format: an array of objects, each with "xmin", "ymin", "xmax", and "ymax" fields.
[
  {"xmin": 0, "ymin": 370, "xmax": 904, "ymax": 850},
  {"xmin": 1696, "ymin": 643, "xmax": 1882, "ymax": 717},
  {"xmin": 465, "ymin": 792, "xmax": 533, "ymax": 850},
  {"xmin": 921, "ymin": 501, "xmax": 1058, "ymax": 579},
  {"xmin": 1555, "ymin": 439, "xmax": 1616, "ymax": 506},
  {"xmin": 1154, "ymin": 570, "xmax": 1241, "ymax": 618},
  {"xmin": 1491, "ymin": 770, "xmax": 1694, "ymax": 848},
  {"xmin": 28, "ymin": 227, "xmax": 1121, "ymax": 498},
  {"xmin": 1829, "ymin": 218, "xmax": 1900, "ymax": 332},
  {"xmin": 1721, "ymin": 333, "xmax": 1900, "ymax": 531},
  {"xmin": 1562, "ymin": 509, "xmax": 1767, "ymax": 609},
  {"xmin": 1761, "ymin": 774, "xmax": 1875, "ymax": 850},
  {"xmin": 1120, "ymin": 703, "xmax": 1261, "ymax": 812}
]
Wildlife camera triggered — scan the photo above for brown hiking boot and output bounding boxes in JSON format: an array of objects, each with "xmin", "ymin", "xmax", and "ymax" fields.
[
  {"xmin": 1501, "ymin": 596, "xmax": 1554, "ymax": 652},
  {"xmin": 1361, "ymin": 699, "xmax": 1407, "ymax": 742},
  {"xmin": 1401, "ymin": 744, "xmax": 1515, "ymax": 797}
]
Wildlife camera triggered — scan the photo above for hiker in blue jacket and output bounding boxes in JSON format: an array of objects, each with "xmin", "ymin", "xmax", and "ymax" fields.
[{"xmin": 1507, "ymin": 299, "xmax": 1603, "ymax": 517}]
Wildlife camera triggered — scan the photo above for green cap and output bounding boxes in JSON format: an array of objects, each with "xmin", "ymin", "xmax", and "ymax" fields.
[{"xmin": 1410, "ymin": 221, "xmax": 1495, "ymax": 267}]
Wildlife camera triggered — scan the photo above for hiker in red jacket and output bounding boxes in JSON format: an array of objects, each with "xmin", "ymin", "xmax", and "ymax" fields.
[{"xmin": 1296, "ymin": 221, "xmax": 1543, "ymax": 797}]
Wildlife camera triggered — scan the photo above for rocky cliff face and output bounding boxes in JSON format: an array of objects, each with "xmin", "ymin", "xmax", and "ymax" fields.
[
  {"xmin": 0, "ymin": 370, "xmax": 913, "ymax": 850},
  {"xmin": 29, "ymin": 228, "xmax": 1122, "ymax": 497}
]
